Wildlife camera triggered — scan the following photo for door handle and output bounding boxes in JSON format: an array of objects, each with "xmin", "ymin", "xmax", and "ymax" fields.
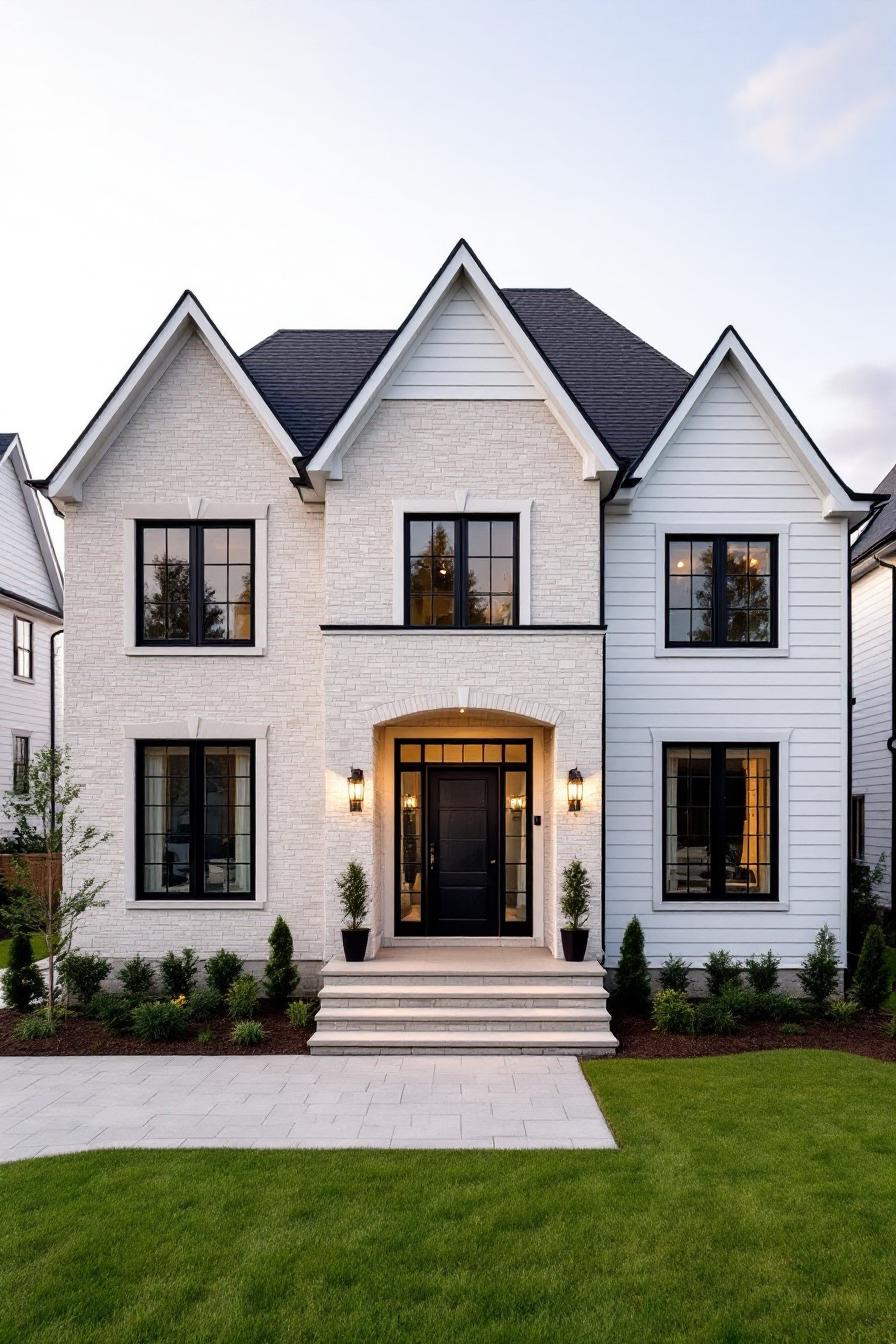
[
  {"xmin": 429, "ymin": 844, "xmax": 437, "ymax": 871},
  {"xmin": 489, "ymin": 859, "xmax": 496, "ymax": 865}
]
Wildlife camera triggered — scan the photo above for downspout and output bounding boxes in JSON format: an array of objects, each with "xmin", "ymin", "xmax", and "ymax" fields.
[
  {"xmin": 50, "ymin": 628, "xmax": 63, "ymax": 834},
  {"xmin": 599, "ymin": 492, "xmax": 607, "ymax": 967}
]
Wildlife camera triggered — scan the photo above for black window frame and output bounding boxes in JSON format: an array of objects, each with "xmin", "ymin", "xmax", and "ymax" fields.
[
  {"xmin": 12, "ymin": 735, "xmax": 29, "ymax": 795},
  {"xmin": 665, "ymin": 534, "xmax": 778, "ymax": 648},
  {"xmin": 13, "ymin": 616, "xmax": 33, "ymax": 679},
  {"xmin": 403, "ymin": 514, "xmax": 519, "ymax": 629},
  {"xmin": 662, "ymin": 741, "xmax": 779, "ymax": 902},
  {"xmin": 850, "ymin": 794, "xmax": 866, "ymax": 863},
  {"xmin": 135, "ymin": 739, "xmax": 256, "ymax": 901},
  {"xmin": 136, "ymin": 521, "xmax": 255, "ymax": 648}
]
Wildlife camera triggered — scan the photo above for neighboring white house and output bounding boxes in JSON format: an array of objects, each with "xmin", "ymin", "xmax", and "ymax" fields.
[
  {"xmin": 34, "ymin": 242, "xmax": 875, "ymax": 1049},
  {"xmin": 850, "ymin": 468, "xmax": 896, "ymax": 912},
  {"xmin": 0, "ymin": 433, "xmax": 64, "ymax": 825}
]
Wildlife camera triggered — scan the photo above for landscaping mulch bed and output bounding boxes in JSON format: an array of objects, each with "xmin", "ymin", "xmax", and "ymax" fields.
[
  {"xmin": 0, "ymin": 1006, "xmax": 312, "ymax": 1056},
  {"xmin": 613, "ymin": 1012, "xmax": 896, "ymax": 1062}
]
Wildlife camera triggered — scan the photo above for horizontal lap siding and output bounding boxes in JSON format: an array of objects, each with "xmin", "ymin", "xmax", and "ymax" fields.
[
  {"xmin": 0, "ymin": 606, "xmax": 58, "ymax": 831},
  {"xmin": 604, "ymin": 362, "xmax": 848, "ymax": 966},
  {"xmin": 851, "ymin": 566, "xmax": 892, "ymax": 901},
  {"xmin": 0, "ymin": 453, "xmax": 56, "ymax": 607}
]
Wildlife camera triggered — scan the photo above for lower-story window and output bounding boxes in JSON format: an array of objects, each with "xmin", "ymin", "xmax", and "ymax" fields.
[
  {"xmin": 13, "ymin": 735, "xmax": 30, "ymax": 794},
  {"xmin": 850, "ymin": 795, "xmax": 865, "ymax": 862},
  {"xmin": 663, "ymin": 742, "xmax": 777, "ymax": 900},
  {"xmin": 137, "ymin": 740, "xmax": 254, "ymax": 899}
]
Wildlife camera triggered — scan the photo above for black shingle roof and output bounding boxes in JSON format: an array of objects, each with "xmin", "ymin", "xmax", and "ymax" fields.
[
  {"xmin": 0, "ymin": 433, "xmax": 16, "ymax": 452},
  {"xmin": 240, "ymin": 289, "xmax": 691, "ymax": 466},
  {"xmin": 851, "ymin": 464, "xmax": 896, "ymax": 563}
]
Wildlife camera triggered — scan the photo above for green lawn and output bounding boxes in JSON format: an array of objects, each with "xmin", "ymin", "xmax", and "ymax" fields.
[
  {"xmin": 0, "ymin": 933, "xmax": 47, "ymax": 968},
  {"xmin": 1, "ymin": 1050, "xmax": 894, "ymax": 1344}
]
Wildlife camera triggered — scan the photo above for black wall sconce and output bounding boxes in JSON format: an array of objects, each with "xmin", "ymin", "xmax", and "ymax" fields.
[
  {"xmin": 348, "ymin": 767, "xmax": 365, "ymax": 813},
  {"xmin": 567, "ymin": 767, "xmax": 583, "ymax": 813}
]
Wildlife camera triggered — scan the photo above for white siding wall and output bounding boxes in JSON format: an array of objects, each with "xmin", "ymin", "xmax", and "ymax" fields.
[
  {"xmin": 604, "ymin": 360, "xmax": 849, "ymax": 968},
  {"xmin": 0, "ymin": 604, "xmax": 59, "ymax": 831},
  {"xmin": 851, "ymin": 564, "xmax": 892, "ymax": 899},
  {"xmin": 383, "ymin": 282, "xmax": 540, "ymax": 400},
  {"xmin": 0, "ymin": 451, "xmax": 56, "ymax": 607}
]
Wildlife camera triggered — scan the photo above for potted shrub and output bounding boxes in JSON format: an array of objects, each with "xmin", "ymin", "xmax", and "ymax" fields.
[
  {"xmin": 338, "ymin": 860, "xmax": 369, "ymax": 961},
  {"xmin": 560, "ymin": 857, "xmax": 590, "ymax": 961}
]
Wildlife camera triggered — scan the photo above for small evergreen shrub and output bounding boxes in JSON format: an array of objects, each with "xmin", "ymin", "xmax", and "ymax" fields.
[
  {"xmin": 59, "ymin": 952, "xmax": 111, "ymax": 1005},
  {"xmin": 86, "ymin": 992, "xmax": 135, "ymax": 1034},
  {"xmin": 797, "ymin": 925, "xmax": 839, "ymax": 1009},
  {"xmin": 658, "ymin": 955, "xmax": 691, "ymax": 994},
  {"xmin": 160, "ymin": 948, "xmax": 198, "ymax": 998},
  {"xmin": 197, "ymin": 1030, "xmax": 213, "ymax": 1046},
  {"xmin": 232, "ymin": 1019, "xmax": 265, "ymax": 1046},
  {"xmin": 1, "ymin": 932, "xmax": 44, "ymax": 1011},
  {"xmin": 131, "ymin": 999, "xmax": 189, "ymax": 1042},
  {"xmin": 850, "ymin": 923, "xmax": 891, "ymax": 1010},
  {"xmin": 828, "ymin": 997, "xmax": 861, "ymax": 1025},
  {"xmin": 780, "ymin": 1022, "xmax": 806, "ymax": 1037},
  {"xmin": 745, "ymin": 950, "xmax": 780, "ymax": 993},
  {"xmin": 118, "ymin": 955, "xmax": 156, "ymax": 1002},
  {"xmin": 614, "ymin": 916, "xmax": 651, "ymax": 1014},
  {"xmin": 204, "ymin": 949, "xmax": 243, "ymax": 997},
  {"xmin": 651, "ymin": 989, "xmax": 695, "ymax": 1034},
  {"xmin": 14, "ymin": 1011, "xmax": 56, "ymax": 1041},
  {"xmin": 263, "ymin": 916, "xmax": 299, "ymax": 1008},
  {"xmin": 694, "ymin": 999, "xmax": 739, "ymax": 1035},
  {"xmin": 716, "ymin": 984, "xmax": 757, "ymax": 1021},
  {"xmin": 560, "ymin": 858, "xmax": 591, "ymax": 929},
  {"xmin": 754, "ymin": 992, "xmax": 804, "ymax": 1024},
  {"xmin": 887, "ymin": 1015, "xmax": 896, "ymax": 1041},
  {"xmin": 703, "ymin": 950, "xmax": 743, "ymax": 998},
  {"xmin": 338, "ymin": 861, "xmax": 369, "ymax": 930},
  {"xmin": 227, "ymin": 974, "xmax": 258, "ymax": 1020},
  {"xmin": 286, "ymin": 1000, "xmax": 316, "ymax": 1029},
  {"xmin": 187, "ymin": 986, "xmax": 224, "ymax": 1021}
]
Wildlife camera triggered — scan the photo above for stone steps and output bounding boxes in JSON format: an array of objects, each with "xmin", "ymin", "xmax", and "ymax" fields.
[{"xmin": 310, "ymin": 948, "xmax": 619, "ymax": 1056}]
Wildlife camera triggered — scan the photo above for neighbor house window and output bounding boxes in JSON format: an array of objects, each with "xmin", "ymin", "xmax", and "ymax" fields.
[
  {"xmin": 13, "ymin": 617, "xmax": 33, "ymax": 678},
  {"xmin": 137, "ymin": 523, "xmax": 254, "ymax": 645},
  {"xmin": 666, "ymin": 536, "xmax": 776, "ymax": 647},
  {"xmin": 851, "ymin": 795, "xmax": 866, "ymax": 862},
  {"xmin": 663, "ymin": 743, "xmax": 777, "ymax": 899},
  {"xmin": 12, "ymin": 735, "xmax": 29, "ymax": 794},
  {"xmin": 136, "ymin": 741, "xmax": 254, "ymax": 899},
  {"xmin": 405, "ymin": 516, "xmax": 517, "ymax": 627}
]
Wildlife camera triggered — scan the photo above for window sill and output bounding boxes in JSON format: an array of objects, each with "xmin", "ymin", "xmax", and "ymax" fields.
[
  {"xmin": 125, "ymin": 646, "xmax": 265, "ymax": 657},
  {"xmin": 654, "ymin": 646, "xmax": 788, "ymax": 659},
  {"xmin": 12, "ymin": 674, "xmax": 35, "ymax": 683},
  {"xmin": 126, "ymin": 900, "xmax": 266, "ymax": 911},
  {"xmin": 654, "ymin": 898, "xmax": 787, "ymax": 913}
]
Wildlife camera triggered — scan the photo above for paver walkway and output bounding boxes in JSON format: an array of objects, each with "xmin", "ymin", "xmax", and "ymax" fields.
[{"xmin": 0, "ymin": 1053, "xmax": 616, "ymax": 1157}]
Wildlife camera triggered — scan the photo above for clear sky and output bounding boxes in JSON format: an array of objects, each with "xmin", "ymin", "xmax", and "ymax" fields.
[{"xmin": 2, "ymin": 0, "xmax": 894, "ymax": 519}]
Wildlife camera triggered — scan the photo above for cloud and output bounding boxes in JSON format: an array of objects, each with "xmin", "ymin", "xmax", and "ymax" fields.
[
  {"xmin": 732, "ymin": 26, "xmax": 893, "ymax": 167},
  {"xmin": 819, "ymin": 364, "xmax": 896, "ymax": 490}
]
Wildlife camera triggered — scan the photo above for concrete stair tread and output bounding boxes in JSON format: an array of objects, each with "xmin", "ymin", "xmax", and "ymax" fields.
[
  {"xmin": 317, "ymin": 1006, "xmax": 611, "ymax": 1022},
  {"xmin": 319, "ymin": 983, "xmax": 607, "ymax": 1000},
  {"xmin": 311, "ymin": 1029, "xmax": 618, "ymax": 1054}
]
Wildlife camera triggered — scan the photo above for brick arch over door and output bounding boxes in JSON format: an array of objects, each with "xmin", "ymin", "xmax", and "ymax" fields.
[{"xmin": 366, "ymin": 690, "xmax": 562, "ymax": 730}]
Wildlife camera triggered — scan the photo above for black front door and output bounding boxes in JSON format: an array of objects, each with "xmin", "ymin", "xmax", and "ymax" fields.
[{"xmin": 427, "ymin": 768, "xmax": 500, "ymax": 935}]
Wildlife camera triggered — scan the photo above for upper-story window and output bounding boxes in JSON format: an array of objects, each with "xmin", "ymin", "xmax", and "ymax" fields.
[
  {"xmin": 13, "ymin": 617, "xmax": 33, "ymax": 679},
  {"xmin": 137, "ymin": 523, "xmax": 254, "ymax": 646},
  {"xmin": 666, "ymin": 535, "xmax": 777, "ymax": 647},
  {"xmin": 405, "ymin": 516, "xmax": 517, "ymax": 628}
]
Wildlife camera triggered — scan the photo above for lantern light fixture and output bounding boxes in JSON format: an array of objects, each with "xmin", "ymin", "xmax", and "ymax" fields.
[
  {"xmin": 402, "ymin": 792, "xmax": 418, "ymax": 814},
  {"xmin": 567, "ymin": 767, "xmax": 583, "ymax": 813},
  {"xmin": 509, "ymin": 792, "xmax": 526, "ymax": 814},
  {"xmin": 348, "ymin": 767, "xmax": 365, "ymax": 813}
]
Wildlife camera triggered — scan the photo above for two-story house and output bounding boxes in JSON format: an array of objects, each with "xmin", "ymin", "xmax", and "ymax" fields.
[
  {"xmin": 34, "ymin": 242, "xmax": 874, "ymax": 1052},
  {"xmin": 0, "ymin": 433, "xmax": 63, "ymax": 824}
]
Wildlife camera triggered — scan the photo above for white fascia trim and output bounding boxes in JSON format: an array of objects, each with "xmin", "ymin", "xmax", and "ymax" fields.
[
  {"xmin": 47, "ymin": 295, "xmax": 298, "ymax": 504},
  {"xmin": 391, "ymin": 496, "xmax": 533, "ymax": 623},
  {"xmin": 123, "ymin": 720, "xmax": 268, "ymax": 910},
  {"xmin": 306, "ymin": 244, "xmax": 618, "ymax": 493},
  {"xmin": 631, "ymin": 331, "xmax": 876, "ymax": 523},
  {"xmin": 4, "ymin": 438, "xmax": 64, "ymax": 608},
  {"xmin": 123, "ymin": 502, "xmax": 268, "ymax": 654},
  {"xmin": 653, "ymin": 520, "xmax": 790, "ymax": 657},
  {"xmin": 648, "ymin": 726, "xmax": 792, "ymax": 912}
]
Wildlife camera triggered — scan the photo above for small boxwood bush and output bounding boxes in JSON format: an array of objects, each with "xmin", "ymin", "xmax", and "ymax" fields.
[
  {"xmin": 780, "ymin": 1022, "xmax": 806, "ymax": 1036},
  {"xmin": 86, "ymin": 992, "xmax": 135, "ymax": 1034},
  {"xmin": 197, "ymin": 1030, "xmax": 213, "ymax": 1046},
  {"xmin": 694, "ymin": 999, "xmax": 738, "ymax": 1036},
  {"xmin": 188, "ymin": 986, "xmax": 224, "ymax": 1021},
  {"xmin": 232, "ymin": 1019, "xmax": 265, "ymax": 1046},
  {"xmin": 754, "ymin": 992, "xmax": 804, "ymax": 1024},
  {"xmin": 118, "ymin": 955, "xmax": 156, "ymax": 1002},
  {"xmin": 286, "ymin": 1000, "xmax": 316, "ymax": 1030},
  {"xmin": 745, "ymin": 950, "xmax": 780, "ymax": 994},
  {"xmin": 703, "ymin": 950, "xmax": 743, "ymax": 998},
  {"xmin": 132, "ymin": 999, "xmax": 190, "ymax": 1042},
  {"xmin": 204, "ymin": 949, "xmax": 244, "ymax": 998},
  {"xmin": 160, "ymin": 948, "xmax": 199, "ymax": 999},
  {"xmin": 1, "ymin": 933, "xmax": 44, "ymax": 1011},
  {"xmin": 651, "ymin": 989, "xmax": 695, "ymax": 1034},
  {"xmin": 658, "ymin": 955, "xmax": 691, "ymax": 994},
  {"xmin": 227, "ymin": 974, "xmax": 258, "ymax": 1021},
  {"xmin": 14, "ymin": 1012, "xmax": 57, "ymax": 1041},
  {"xmin": 59, "ymin": 952, "xmax": 111, "ymax": 1005}
]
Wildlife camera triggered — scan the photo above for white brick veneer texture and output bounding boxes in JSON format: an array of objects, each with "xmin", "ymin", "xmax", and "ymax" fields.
[{"xmin": 63, "ymin": 335, "xmax": 604, "ymax": 965}]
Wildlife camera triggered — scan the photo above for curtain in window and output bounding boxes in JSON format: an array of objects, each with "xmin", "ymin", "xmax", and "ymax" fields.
[
  {"xmin": 738, "ymin": 752, "xmax": 769, "ymax": 889},
  {"xmin": 233, "ymin": 747, "xmax": 252, "ymax": 894},
  {"xmin": 144, "ymin": 748, "xmax": 167, "ymax": 891}
]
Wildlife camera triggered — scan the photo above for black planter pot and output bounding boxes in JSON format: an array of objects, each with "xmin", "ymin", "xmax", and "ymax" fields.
[
  {"xmin": 561, "ymin": 928, "xmax": 589, "ymax": 962},
  {"xmin": 341, "ymin": 928, "xmax": 370, "ymax": 962}
]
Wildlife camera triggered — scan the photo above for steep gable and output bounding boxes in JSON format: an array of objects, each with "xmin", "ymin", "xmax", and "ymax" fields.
[{"xmin": 0, "ymin": 436, "xmax": 62, "ymax": 612}]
